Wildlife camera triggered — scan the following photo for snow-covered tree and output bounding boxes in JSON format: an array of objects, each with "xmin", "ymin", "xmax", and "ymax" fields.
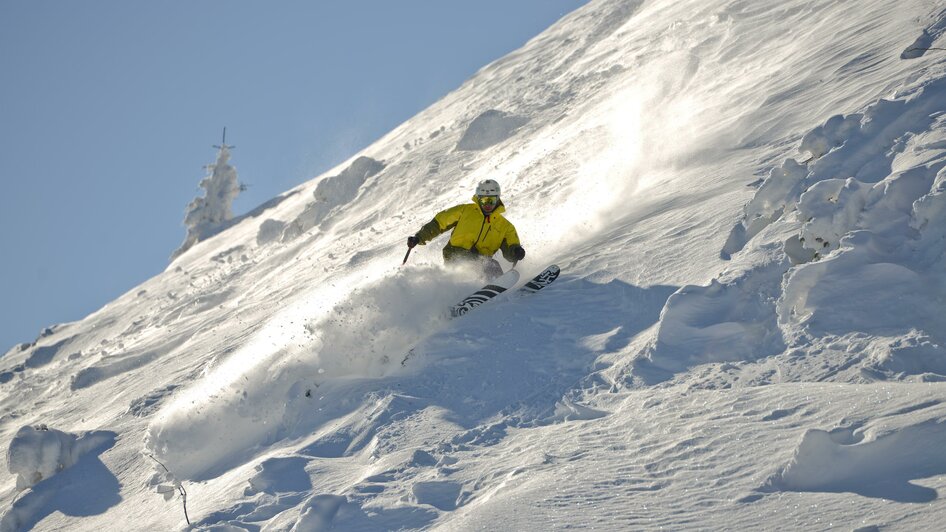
[{"xmin": 172, "ymin": 140, "xmax": 241, "ymax": 260}]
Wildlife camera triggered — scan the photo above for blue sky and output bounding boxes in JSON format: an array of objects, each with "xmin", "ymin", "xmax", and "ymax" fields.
[{"xmin": 0, "ymin": 1, "xmax": 587, "ymax": 351}]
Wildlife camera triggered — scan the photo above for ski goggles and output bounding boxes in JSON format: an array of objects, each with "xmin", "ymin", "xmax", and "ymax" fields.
[{"xmin": 478, "ymin": 196, "xmax": 499, "ymax": 207}]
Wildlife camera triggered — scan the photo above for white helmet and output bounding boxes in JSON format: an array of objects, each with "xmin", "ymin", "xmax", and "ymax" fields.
[{"xmin": 476, "ymin": 179, "xmax": 501, "ymax": 197}]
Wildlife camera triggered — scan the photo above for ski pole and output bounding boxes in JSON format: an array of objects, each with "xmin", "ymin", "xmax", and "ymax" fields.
[{"xmin": 403, "ymin": 236, "xmax": 421, "ymax": 265}]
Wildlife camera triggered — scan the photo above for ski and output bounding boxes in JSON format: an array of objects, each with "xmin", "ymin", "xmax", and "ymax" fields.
[
  {"xmin": 450, "ymin": 269, "xmax": 520, "ymax": 318},
  {"xmin": 449, "ymin": 264, "xmax": 560, "ymax": 318},
  {"xmin": 515, "ymin": 264, "xmax": 560, "ymax": 295}
]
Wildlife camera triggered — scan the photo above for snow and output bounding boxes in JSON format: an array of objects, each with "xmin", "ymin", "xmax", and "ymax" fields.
[
  {"xmin": 4, "ymin": 0, "xmax": 946, "ymax": 529},
  {"xmin": 771, "ymin": 419, "xmax": 946, "ymax": 503},
  {"xmin": 279, "ymin": 156, "xmax": 386, "ymax": 243},
  {"xmin": 455, "ymin": 110, "xmax": 529, "ymax": 151},
  {"xmin": 7, "ymin": 426, "xmax": 107, "ymax": 491},
  {"xmin": 3, "ymin": 428, "xmax": 116, "ymax": 532}
]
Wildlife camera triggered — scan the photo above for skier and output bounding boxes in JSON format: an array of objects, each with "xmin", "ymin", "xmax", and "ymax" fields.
[{"xmin": 407, "ymin": 179, "xmax": 525, "ymax": 279}]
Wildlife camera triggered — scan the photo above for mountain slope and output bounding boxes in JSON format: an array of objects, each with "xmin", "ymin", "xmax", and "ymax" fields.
[{"xmin": 4, "ymin": 0, "xmax": 946, "ymax": 530}]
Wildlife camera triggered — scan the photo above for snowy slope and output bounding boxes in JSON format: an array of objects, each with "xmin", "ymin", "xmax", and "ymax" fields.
[{"xmin": 4, "ymin": 0, "xmax": 946, "ymax": 530}]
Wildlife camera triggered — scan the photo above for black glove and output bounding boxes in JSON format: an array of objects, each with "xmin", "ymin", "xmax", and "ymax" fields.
[
  {"xmin": 512, "ymin": 245, "xmax": 526, "ymax": 261},
  {"xmin": 407, "ymin": 235, "xmax": 420, "ymax": 249}
]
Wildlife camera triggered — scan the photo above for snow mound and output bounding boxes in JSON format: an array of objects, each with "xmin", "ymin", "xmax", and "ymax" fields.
[
  {"xmin": 770, "ymin": 418, "xmax": 946, "ymax": 502},
  {"xmin": 256, "ymin": 218, "xmax": 286, "ymax": 246},
  {"xmin": 2, "ymin": 427, "xmax": 117, "ymax": 532},
  {"xmin": 7, "ymin": 425, "xmax": 107, "ymax": 490},
  {"xmin": 7, "ymin": 426, "xmax": 74, "ymax": 490},
  {"xmin": 292, "ymin": 494, "xmax": 358, "ymax": 531},
  {"xmin": 456, "ymin": 110, "xmax": 529, "ymax": 151},
  {"xmin": 642, "ymin": 250, "xmax": 788, "ymax": 379},
  {"xmin": 279, "ymin": 156, "xmax": 385, "ymax": 242}
]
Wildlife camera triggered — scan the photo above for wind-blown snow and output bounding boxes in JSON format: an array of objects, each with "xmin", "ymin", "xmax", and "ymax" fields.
[{"xmin": 4, "ymin": 0, "xmax": 946, "ymax": 530}]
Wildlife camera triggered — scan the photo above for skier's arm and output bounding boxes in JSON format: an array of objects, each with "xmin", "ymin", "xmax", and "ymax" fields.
[{"xmin": 414, "ymin": 205, "xmax": 464, "ymax": 244}]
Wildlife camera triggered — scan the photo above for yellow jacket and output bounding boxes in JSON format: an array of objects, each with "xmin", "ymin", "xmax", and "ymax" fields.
[{"xmin": 416, "ymin": 197, "xmax": 521, "ymax": 262}]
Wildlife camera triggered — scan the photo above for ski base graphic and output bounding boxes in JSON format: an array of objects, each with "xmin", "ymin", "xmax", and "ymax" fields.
[{"xmin": 449, "ymin": 269, "xmax": 520, "ymax": 318}]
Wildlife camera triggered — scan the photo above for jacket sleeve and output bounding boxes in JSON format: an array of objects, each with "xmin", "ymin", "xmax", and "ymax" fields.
[
  {"xmin": 499, "ymin": 223, "xmax": 522, "ymax": 261},
  {"xmin": 416, "ymin": 204, "xmax": 464, "ymax": 244}
]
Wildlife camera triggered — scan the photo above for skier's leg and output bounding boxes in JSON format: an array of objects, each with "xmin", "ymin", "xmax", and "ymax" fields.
[{"xmin": 482, "ymin": 258, "xmax": 503, "ymax": 280}]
